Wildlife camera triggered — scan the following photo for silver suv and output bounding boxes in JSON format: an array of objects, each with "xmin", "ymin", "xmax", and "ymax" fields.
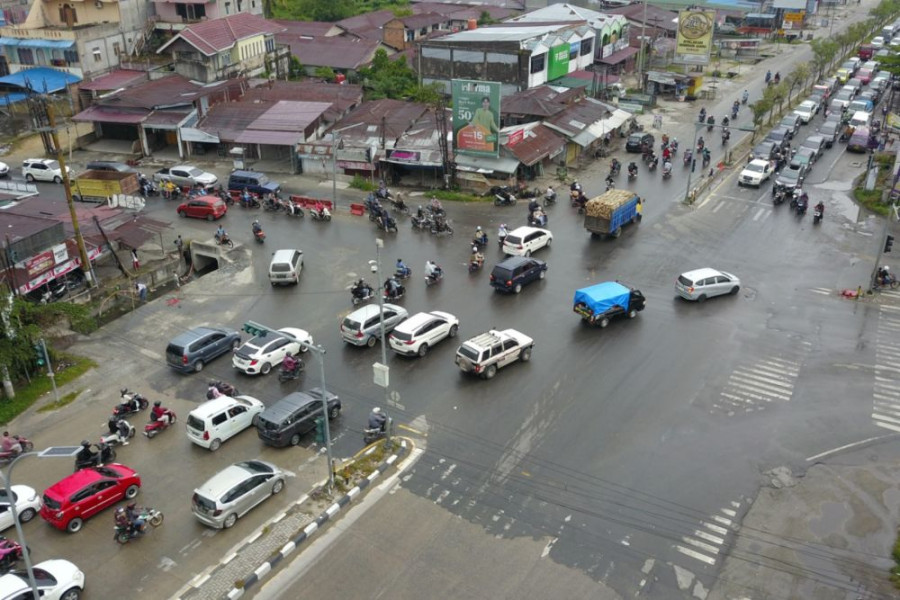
[
  {"xmin": 454, "ymin": 329, "xmax": 534, "ymax": 379},
  {"xmin": 340, "ymin": 303, "xmax": 408, "ymax": 347}
]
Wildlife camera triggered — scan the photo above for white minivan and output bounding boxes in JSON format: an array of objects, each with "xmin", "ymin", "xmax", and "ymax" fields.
[
  {"xmin": 849, "ymin": 111, "xmax": 871, "ymax": 129},
  {"xmin": 268, "ymin": 249, "xmax": 303, "ymax": 286},
  {"xmin": 186, "ymin": 395, "xmax": 265, "ymax": 451}
]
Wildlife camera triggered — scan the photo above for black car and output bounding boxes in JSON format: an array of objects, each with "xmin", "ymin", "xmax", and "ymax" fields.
[
  {"xmin": 778, "ymin": 114, "xmax": 802, "ymax": 139},
  {"xmin": 489, "ymin": 256, "xmax": 547, "ymax": 294},
  {"xmin": 625, "ymin": 132, "xmax": 654, "ymax": 153},
  {"xmin": 749, "ymin": 140, "xmax": 778, "ymax": 163},
  {"xmin": 764, "ymin": 127, "xmax": 792, "ymax": 150},
  {"xmin": 774, "ymin": 162, "xmax": 807, "ymax": 191},
  {"xmin": 227, "ymin": 170, "xmax": 281, "ymax": 196}
]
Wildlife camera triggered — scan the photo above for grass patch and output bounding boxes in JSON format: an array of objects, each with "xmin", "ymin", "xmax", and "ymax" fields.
[
  {"xmin": 854, "ymin": 188, "xmax": 890, "ymax": 215},
  {"xmin": 891, "ymin": 529, "xmax": 900, "ymax": 586},
  {"xmin": 431, "ymin": 189, "xmax": 490, "ymax": 203},
  {"xmin": 853, "ymin": 154, "xmax": 895, "ymax": 217},
  {"xmin": 349, "ymin": 175, "xmax": 376, "ymax": 192},
  {"xmin": 37, "ymin": 388, "xmax": 83, "ymax": 413},
  {"xmin": 0, "ymin": 354, "xmax": 96, "ymax": 424}
]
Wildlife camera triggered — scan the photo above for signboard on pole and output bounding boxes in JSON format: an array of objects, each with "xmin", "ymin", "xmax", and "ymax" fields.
[
  {"xmin": 548, "ymin": 44, "xmax": 570, "ymax": 80},
  {"xmin": 674, "ymin": 9, "xmax": 715, "ymax": 65},
  {"xmin": 451, "ymin": 79, "xmax": 501, "ymax": 157}
]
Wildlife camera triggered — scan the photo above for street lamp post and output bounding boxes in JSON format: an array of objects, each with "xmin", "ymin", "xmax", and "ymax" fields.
[{"xmin": 1, "ymin": 446, "xmax": 82, "ymax": 598}]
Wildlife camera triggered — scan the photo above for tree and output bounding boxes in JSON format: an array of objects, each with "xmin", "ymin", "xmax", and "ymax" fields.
[
  {"xmin": 810, "ymin": 38, "xmax": 837, "ymax": 78},
  {"xmin": 357, "ymin": 49, "xmax": 439, "ymax": 101},
  {"xmin": 787, "ymin": 64, "xmax": 811, "ymax": 103},
  {"xmin": 749, "ymin": 98, "xmax": 772, "ymax": 141},
  {"xmin": 314, "ymin": 66, "xmax": 336, "ymax": 81}
]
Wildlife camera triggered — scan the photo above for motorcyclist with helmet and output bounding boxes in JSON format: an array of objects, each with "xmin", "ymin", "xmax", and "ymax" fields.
[
  {"xmin": 120, "ymin": 388, "xmax": 140, "ymax": 413},
  {"xmin": 368, "ymin": 407, "xmax": 387, "ymax": 432},
  {"xmin": 151, "ymin": 401, "xmax": 171, "ymax": 426},
  {"xmin": 425, "ymin": 260, "xmax": 443, "ymax": 283},
  {"xmin": 76, "ymin": 440, "xmax": 97, "ymax": 467},
  {"xmin": 352, "ymin": 278, "xmax": 372, "ymax": 300},
  {"xmin": 252, "ymin": 220, "xmax": 262, "ymax": 236},
  {"xmin": 384, "ymin": 276, "xmax": 402, "ymax": 299},
  {"xmin": 473, "ymin": 226, "xmax": 487, "ymax": 246},
  {"xmin": 498, "ymin": 224, "xmax": 509, "ymax": 245},
  {"xmin": 470, "ymin": 246, "xmax": 484, "ymax": 269},
  {"xmin": 281, "ymin": 354, "xmax": 300, "ymax": 378},
  {"xmin": 396, "ymin": 258, "xmax": 411, "ymax": 278}
]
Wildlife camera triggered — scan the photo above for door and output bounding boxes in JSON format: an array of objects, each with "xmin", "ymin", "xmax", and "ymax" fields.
[
  {"xmin": 242, "ymin": 475, "xmax": 272, "ymax": 513},
  {"xmin": 499, "ymin": 339, "xmax": 519, "ymax": 367},
  {"xmin": 204, "ymin": 333, "xmax": 228, "ymax": 359},
  {"xmin": 226, "ymin": 405, "xmax": 249, "ymax": 439}
]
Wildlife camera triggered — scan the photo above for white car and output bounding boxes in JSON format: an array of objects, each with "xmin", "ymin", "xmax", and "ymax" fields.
[
  {"xmin": 872, "ymin": 36, "xmax": 885, "ymax": 48},
  {"xmin": 0, "ymin": 559, "xmax": 84, "ymax": 600},
  {"xmin": 738, "ymin": 159, "xmax": 773, "ymax": 187},
  {"xmin": 389, "ymin": 311, "xmax": 459, "ymax": 357},
  {"xmin": 675, "ymin": 268, "xmax": 741, "ymax": 302},
  {"xmin": 793, "ymin": 101, "xmax": 818, "ymax": 124},
  {"xmin": 502, "ymin": 226, "xmax": 553, "ymax": 256},
  {"xmin": 890, "ymin": 36, "xmax": 900, "ymax": 47},
  {"xmin": 232, "ymin": 327, "xmax": 312, "ymax": 375},
  {"xmin": 0, "ymin": 485, "xmax": 41, "ymax": 531},
  {"xmin": 22, "ymin": 158, "xmax": 69, "ymax": 183},
  {"xmin": 154, "ymin": 165, "xmax": 218, "ymax": 187},
  {"xmin": 0, "ymin": 162, "xmax": 9, "ymax": 178},
  {"xmin": 186, "ymin": 395, "xmax": 265, "ymax": 451}
]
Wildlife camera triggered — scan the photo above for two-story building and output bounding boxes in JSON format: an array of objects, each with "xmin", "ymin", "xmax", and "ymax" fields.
[
  {"xmin": 153, "ymin": 0, "xmax": 264, "ymax": 32},
  {"xmin": 0, "ymin": 0, "xmax": 152, "ymax": 79},
  {"xmin": 383, "ymin": 13, "xmax": 450, "ymax": 50},
  {"xmin": 156, "ymin": 13, "xmax": 289, "ymax": 83}
]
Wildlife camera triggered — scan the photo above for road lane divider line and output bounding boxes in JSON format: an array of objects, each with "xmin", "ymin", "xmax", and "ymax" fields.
[{"xmin": 806, "ymin": 433, "xmax": 899, "ymax": 461}]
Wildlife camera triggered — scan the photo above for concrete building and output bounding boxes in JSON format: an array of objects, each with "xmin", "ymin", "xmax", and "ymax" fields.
[
  {"xmin": 0, "ymin": 0, "xmax": 152, "ymax": 79},
  {"xmin": 418, "ymin": 22, "xmax": 596, "ymax": 95},
  {"xmin": 153, "ymin": 0, "xmax": 265, "ymax": 32}
]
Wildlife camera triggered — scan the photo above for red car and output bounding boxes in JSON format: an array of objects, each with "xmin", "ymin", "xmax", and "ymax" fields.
[
  {"xmin": 40, "ymin": 464, "xmax": 141, "ymax": 533},
  {"xmin": 177, "ymin": 195, "xmax": 227, "ymax": 221}
]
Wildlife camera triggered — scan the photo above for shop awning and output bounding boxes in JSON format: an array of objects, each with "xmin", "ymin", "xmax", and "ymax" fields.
[
  {"xmin": 598, "ymin": 46, "xmax": 638, "ymax": 65},
  {"xmin": 455, "ymin": 154, "xmax": 520, "ymax": 174},
  {"xmin": 0, "ymin": 38, "xmax": 20, "ymax": 46},
  {"xmin": 235, "ymin": 130, "xmax": 302, "ymax": 145},
  {"xmin": 17, "ymin": 39, "xmax": 74, "ymax": 49}
]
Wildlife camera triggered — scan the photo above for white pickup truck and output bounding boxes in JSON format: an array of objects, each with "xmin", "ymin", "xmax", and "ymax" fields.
[{"xmin": 454, "ymin": 329, "xmax": 534, "ymax": 379}]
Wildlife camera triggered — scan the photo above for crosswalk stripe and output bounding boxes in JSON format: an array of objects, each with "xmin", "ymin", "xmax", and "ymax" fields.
[
  {"xmin": 875, "ymin": 420, "xmax": 900, "ymax": 432},
  {"xmin": 739, "ymin": 366, "xmax": 797, "ymax": 384},
  {"xmin": 722, "ymin": 386, "xmax": 781, "ymax": 404},
  {"xmin": 872, "ymin": 412, "xmax": 900, "ymax": 425},
  {"xmin": 873, "ymin": 403, "xmax": 900, "ymax": 417},
  {"xmin": 713, "ymin": 515, "xmax": 733, "ymax": 527},
  {"xmin": 693, "ymin": 529, "xmax": 725, "ymax": 545},
  {"xmin": 703, "ymin": 521, "xmax": 729, "ymax": 536},
  {"xmin": 719, "ymin": 392, "xmax": 759, "ymax": 406},
  {"xmin": 727, "ymin": 377, "xmax": 793, "ymax": 400},
  {"xmin": 875, "ymin": 364, "xmax": 900, "ymax": 374},
  {"xmin": 676, "ymin": 545, "xmax": 717, "ymax": 566},
  {"xmin": 732, "ymin": 370, "xmax": 795, "ymax": 389},
  {"xmin": 875, "ymin": 375, "xmax": 900, "ymax": 385},
  {"xmin": 809, "ymin": 288, "xmax": 832, "ymax": 295},
  {"xmin": 681, "ymin": 536, "xmax": 720, "ymax": 555}
]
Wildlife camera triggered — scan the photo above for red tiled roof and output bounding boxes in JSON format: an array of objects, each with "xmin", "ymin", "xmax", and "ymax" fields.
[
  {"xmin": 279, "ymin": 36, "xmax": 381, "ymax": 70},
  {"xmin": 79, "ymin": 69, "xmax": 146, "ymax": 91},
  {"xmin": 160, "ymin": 14, "xmax": 285, "ymax": 56}
]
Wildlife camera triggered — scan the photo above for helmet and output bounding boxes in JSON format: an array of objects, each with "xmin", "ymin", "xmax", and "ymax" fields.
[
  {"xmin": 886, "ymin": 266, "xmax": 891, "ymax": 272},
  {"xmin": 154, "ymin": 401, "xmax": 161, "ymax": 407},
  {"xmin": 253, "ymin": 219, "xmax": 259, "ymax": 225},
  {"xmin": 120, "ymin": 388, "xmax": 127, "ymax": 395},
  {"xmin": 372, "ymin": 407, "xmax": 381, "ymax": 414},
  {"xmin": 472, "ymin": 246, "xmax": 478, "ymax": 253},
  {"xmin": 476, "ymin": 226, "xmax": 482, "ymax": 231},
  {"xmin": 81, "ymin": 440, "xmax": 90, "ymax": 448}
]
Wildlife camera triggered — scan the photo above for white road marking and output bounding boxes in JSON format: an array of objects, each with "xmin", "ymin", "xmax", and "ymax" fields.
[
  {"xmin": 711, "ymin": 201, "xmax": 725, "ymax": 213},
  {"xmin": 676, "ymin": 545, "xmax": 717, "ymax": 565},
  {"xmin": 806, "ymin": 433, "xmax": 899, "ymax": 461},
  {"xmin": 752, "ymin": 207, "xmax": 766, "ymax": 221},
  {"xmin": 681, "ymin": 536, "xmax": 719, "ymax": 555}
]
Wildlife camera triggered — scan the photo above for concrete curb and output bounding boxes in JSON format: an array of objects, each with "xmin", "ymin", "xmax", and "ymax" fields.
[{"xmin": 218, "ymin": 439, "xmax": 409, "ymax": 600}]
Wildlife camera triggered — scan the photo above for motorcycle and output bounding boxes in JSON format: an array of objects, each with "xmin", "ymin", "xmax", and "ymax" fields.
[
  {"xmin": 207, "ymin": 381, "xmax": 239, "ymax": 399},
  {"xmin": 698, "ymin": 109, "xmax": 706, "ymax": 123},
  {"xmin": 429, "ymin": 220, "xmax": 454, "ymax": 236},
  {"xmin": 813, "ymin": 207, "xmax": 823, "ymax": 224},
  {"xmin": 144, "ymin": 409, "xmax": 176, "ymax": 438},
  {"xmin": 609, "ymin": 162, "xmax": 621, "ymax": 178},
  {"xmin": 706, "ymin": 118, "xmax": 715, "ymax": 133},
  {"xmin": 0, "ymin": 436, "xmax": 33, "ymax": 464},
  {"xmin": 773, "ymin": 186, "xmax": 787, "ymax": 205},
  {"xmin": 364, "ymin": 415, "xmax": 393, "ymax": 444},
  {"xmin": 278, "ymin": 359, "xmax": 304, "ymax": 382},
  {"xmin": 310, "ymin": 206, "xmax": 331, "ymax": 222},
  {"xmin": 263, "ymin": 197, "xmax": 281, "ymax": 212},
  {"xmin": 795, "ymin": 198, "xmax": 809, "ymax": 216},
  {"xmin": 662, "ymin": 163, "xmax": 673, "ymax": 179},
  {"xmin": 377, "ymin": 214, "xmax": 398, "ymax": 233},
  {"xmin": 0, "ymin": 537, "xmax": 24, "ymax": 571},
  {"xmin": 351, "ymin": 282, "xmax": 375, "ymax": 306},
  {"xmin": 283, "ymin": 201, "xmax": 304, "ymax": 218},
  {"xmin": 425, "ymin": 269, "xmax": 444, "ymax": 286},
  {"xmin": 648, "ymin": 157, "xmax": 658, "ymax": 171},
  {"xmin": 628, "ymin": 167, "xmax": 638, "ymax": 181},
  {"xmin": 494, "ymin": 188, "xmax": 517, "ymax": 206},
  {"xmin": 683, "ymin": 150, "xmax": 693, "ymax": 167},
  {"xmin": 114, "ymin": 507, "xmax": 164, "ymax": 544},
  {"xmin": 473, "ymin": 232, "xmax": 488, "ymax": 248},
  {"xmin": 74, "ymin": 442, "xmax": 116, "ymax": 472},
  {"xmin": 384, "ymin": 283, "xmax": 405, "ymax": 301},
  {"xmin": 468, "ymin": 258, "xmax": 483, "ymax": 273},
  {"xmin": 569, "ymin": 189, "xmax": 583, "ymax": 206},
  {"xmin": 365, "ymin": 195, "xmax": 383, "ymax": 220},
  {"xmin": 389, "ymin": 196, "xmax": 409, "ymax": 215},
  {"xmin": 101, "ymin": 417, "xmax": 135, "ymax": 447},
  {"xmin": 253, "ymin": 228, "xmax": 266, "ymax": 243},
  {"xmin": 529, "ymin": 211, "xmax": 548, "ymax": 227},
  {"xmin": 543, "ymin": 189, "xmax": 557, "ymax": 206},
  {"xmin": 395, "ymin": 265, "xmax": 411, "ymax": 280},
  {"xmin": 722, "ymin": 130, "xmax": 730, "ymax": 145},
  {"xmin": 214, "ymin": 232, "xmax": 234, "ymax": 249},
  {"xmin": 239, "ymin": 195, "xmax": 261, "ymax": 209},
  {"xmin": 742, "ymin": 91, "xmax": 749, "ymax": 104},
  {"xmin": 411, "ymin": 213, "xmax": 432, "ymax": 230},
  {"xmin": 114, "ymin": 389, "xmax": 149, "ymax": 417},
  {"xmin": 701, "ymin": 150, "xmax": 711, "ymax": 168}
]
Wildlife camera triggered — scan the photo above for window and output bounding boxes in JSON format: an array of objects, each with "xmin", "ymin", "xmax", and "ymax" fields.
[
  {"xmin": 17, "ymin": 49, "xmax": 34, "ymax": 65},
  {"xmin": 64, "ymin": 49, "xmax": 79, "ymax": 63},
  {"xmin": 92, "ymin": 48, "xmax": 102, "ymax": 63},
  {"xmin": 580, "ymin": 38, "xmax": 593, "ymax": 56},
  {"xmin": 58, "ymin": 4, "xmax": 78, "ymax": 24},
  {"xmin": 212, "ymin": 413, "xmax": 227, "ymax": 426},
  {"xmin": 569, "ymin": 46, "xmax": 578, "ymax": 61},
  {"xmin": 530, "ymin": 54, "xmax": 545, "ymax": 74},
  {"xmin": 113, "ymin": 42, "xmax": 121, "ymax": 56}
]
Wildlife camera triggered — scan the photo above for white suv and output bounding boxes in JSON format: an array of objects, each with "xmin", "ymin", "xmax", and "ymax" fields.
[
  {"xmin": 389, "ymin": 311, "xmax": 459, "ymax": 357},
  {"xmin": 22, "ymin": 158, "xmax": 68, "ymax": 183},
  {"xmin": 502, "ymin": 226, "xmax": 553, "ymax": 257},
  {"xmin": 738, "ymin": 159, "xmax": 772, "ymax": 187},
  {"xmin": 186, "ymin": 395, "xmax": 265, "ymax": 451},
  {"xmin": 455, "ymin": 329, "xmax": 534, "ymax": 379}
]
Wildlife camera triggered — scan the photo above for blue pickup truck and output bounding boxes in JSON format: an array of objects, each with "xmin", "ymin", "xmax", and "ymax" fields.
[
  {"xmin": 573, "ymin": 281, "xmax": 646, "ymax": 328},
  {"xmin": 583, "ymin": 189, "xmax": 641, "ymax": 239}
]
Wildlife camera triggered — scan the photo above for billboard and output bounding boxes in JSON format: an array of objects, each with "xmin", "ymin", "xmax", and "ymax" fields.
[
  {"xmin": 451, "ymin": 79, "xmax": 501, "ymax": 158},
  {"xmin": 548, "ymin": 44, "xmax": 570, "ymax": 80},
  {"xmin": 674, "ymin": 9, "xmax": 715, "ymax": 65}
]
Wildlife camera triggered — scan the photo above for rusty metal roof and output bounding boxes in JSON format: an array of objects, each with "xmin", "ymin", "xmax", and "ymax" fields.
[{"xmin": 504, "ymin": 124, "xmax": 565, "ymax": 166}]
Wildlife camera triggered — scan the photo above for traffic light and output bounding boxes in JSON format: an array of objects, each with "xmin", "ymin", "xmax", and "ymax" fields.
[
  {"xmin": 886, "ymin": 235, "xmax": 894, "ymax": 253},
  {"xmin": 242, "ymin": 322, "xmax": 268, "ymax": 337},
  {"xmin": 33, "ymin": 343, "xmax": 45, "ymax": 367},
  {"xmin": 314, "ymin": 417, "xmax": 326, "ymax": 444}
]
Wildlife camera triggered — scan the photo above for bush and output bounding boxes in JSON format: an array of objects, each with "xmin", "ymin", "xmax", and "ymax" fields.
[
  {"xmin": 431, "ymin": 189, "xmax": 489, "ymax": 203},
  {"xmin": 349, "ymin": 175, "xmax": 376, "ymax": 191}
]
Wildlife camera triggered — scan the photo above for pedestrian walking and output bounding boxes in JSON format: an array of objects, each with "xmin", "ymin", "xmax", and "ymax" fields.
[
  {"xmin": 135, "ymin": 281, "xmax": 147, "ymax": 302},
  {"xmin": 653, "ymin": 115, "xmax": 662, "ymax": 129},
  {"xmin": 174, "ymin": 235, "xmax": 184, "ymax": 258},
  {"xmin": 131, "ymin": 248, "xmax": 140, "ymax": 271}
]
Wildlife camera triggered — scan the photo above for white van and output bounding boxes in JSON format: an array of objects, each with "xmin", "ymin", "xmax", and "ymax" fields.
[
  {"xmin": 268, "ymin": 249, "xmax": 303, "ymax": 286},
  {"xmin": 849, "ymin": 111, "xmax": 871, "ymax": 129}
]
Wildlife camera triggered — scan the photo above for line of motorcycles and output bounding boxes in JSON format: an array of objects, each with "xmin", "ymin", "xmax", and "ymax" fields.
[
  {"xmin": 772, "ymin": 186, "xmax": 824, "ymax": 223},
  {"xmin": 350, "ymin": 261, "xmax": 444, "ymax": 305}
]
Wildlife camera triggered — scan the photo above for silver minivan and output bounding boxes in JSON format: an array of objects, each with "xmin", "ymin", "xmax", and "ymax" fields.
[
  {"xmin": 675, "ymin": 268, "xmax": 741, "ymax": 302},
  {"xmin": 340, "ymin": 303, "xmax": 408, "ymax": 347},
  {"xmin": 191, "ymin": 460, "xmax": 285, "ymax": 529},
  {"xmin": 268, "ymin": 249, "xmax": 303, "ymax": 286}
]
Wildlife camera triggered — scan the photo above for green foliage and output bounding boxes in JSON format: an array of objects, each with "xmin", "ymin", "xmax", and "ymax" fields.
[
  {"xmin": 892, "ymin": 529, "xmax": 900, "ymax": 585},
  {"xmin": 391, "ymin": 6, "xmax": 413, "ymax": 17},
  {"xmin": 349, "ymin": 175, "xmax": 376, "ymax": 191},
  {"xmin": 431, "ymin": 189, "xmax": 490, "ymax": 203},
  {"xmin": 270, "ymin": 0, "xmax": 408, "ymax": 21},
  {"xmin": 289, "ymin": 56, "xmax": 304, "ymax": 80},
  {"xmin": 409, "ymin": 82, "xmax": 443, "ymax": 105},
  {"xmin": 314, "ymin": 66, "xmax": 336, "ymax": 81},
  {"xmin": 37, "ymin": 388, "xmax": 82, "ymax": 413},
  {"xmin": 0, "ymin": 354, "xmax": 95, "ymax": 421},
  {"xmin": 477, "ymin": 10, "xmax": 496, "ymax": 25}
]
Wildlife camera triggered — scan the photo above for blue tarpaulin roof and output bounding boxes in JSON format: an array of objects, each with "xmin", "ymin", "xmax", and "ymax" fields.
[
  {"xmin": 0, "ymin": 67, "xmax": 80, "ymax": 93},
  {"xmin": 0, "ymin": 37, "xmax": 73, "ymax": 48}
]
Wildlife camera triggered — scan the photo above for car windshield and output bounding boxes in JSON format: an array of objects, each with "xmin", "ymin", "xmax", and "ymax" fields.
[
  {"xmin": 255, "ymin": 174, "xmax": 270, "ymax": 185},
  {"xmin": 186, "ymin": 167, "xmax": 204, "ymax": 177},
  {"xmin": 45, "ymin": 160, "xmax": 60, "ymax": 170},
  {"xmin": 781, "ymin": 168, "xmax": 801, "ymax": 181},
  {"xmin": 505, "ymin": 235, "xmax": 523, "ymax": 245},
  {"xmin": 628, "ymin": 134, "xmax": 643, "ymax": 143},
  {"xmin": 42, "ymin": 493, "xmax": 60, "ymax": 510},
  {"xmin": 745, "ymin": 163, "xmax": 766, "ymax": 173},
  {"xmin": 236, "ymin": 460, "xmax": 272, "ymax": 474},
  {"xmin": 186, "ymin": 415, "xmax": 206, "ymax": 431}
]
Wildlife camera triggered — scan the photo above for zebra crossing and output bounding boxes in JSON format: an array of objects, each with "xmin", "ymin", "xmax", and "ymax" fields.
[
  {"xmin": 711, "ymin": 354, "xmax": 802, "ymax": 415},
  {"xmin": 872, "ymin": 305, "xmax": 900, "ymax": 432},
  {"xmin": 675, "ymin": 499, "xmax": 745, "ymax": 567}
]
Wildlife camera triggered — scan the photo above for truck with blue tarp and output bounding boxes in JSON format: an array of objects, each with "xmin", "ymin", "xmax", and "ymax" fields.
[
  {"xmin": 573, "ymin": 281, "xmax": 646, "ymax": 328},
  {"xmin": 583, "ymin": 189, "xmax": 641, "ymax": 239}
]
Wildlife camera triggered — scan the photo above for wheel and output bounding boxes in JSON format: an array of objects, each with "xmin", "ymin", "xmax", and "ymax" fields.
[
  {"xmin": 193, "ymin": 360, "xmax": 204, "ymax": 373},
  {"xmin": 53, "ymin": 176, "xmax": 62, "ymax": 183},
  {"xmin": 125, "ymin": 484, "xmax": 139, "ymax": 499},
  {"xmin": 538, "ymin": 270, "xmax": 546, "ymax": 280},
  {"xmin": 520, "ymin": 347, "xmax": 532, "ymax": 362},
  {"xmin": 513, "ymin": 283, "xmax": 523, "ymax": 294},
  {"xmin": 448, "ymin": 324, "xmax": 458, "ymax": 338},
  {"xmin": 72, "ymin": 195, "xmax": 82, "ymax": 202},
  {"xmin": 612, "ymin": 227, "xmax": 622, "ymax": 238},
  {"xmin": 494, "ymin": 198, "xmax": 502, "ymax": 206},
  {"xmin": 366, "ymin": 336, "xmax": 377, "ymax": 348},
  {"xmin": 328, "ymin": 405, "xmax": 340, "ymax": 419},
  {"xmin": 60, "ymin": 587, "xmax": 82, "ymax": 600},
  {"xmin": 891, "ymin": 281, "xmax": 900, "ymax": 290},
  {"xmin": 483, "ymin": 364, "xmax": 498, "ymax": 379},
  {"xmin": 525, "ymin": 249, "xmax": 532, "ymax": 257},
  {"xmin": 290, "ymin": 433, "xmax": 301, "ymax": 446},
  {"xmin": 18, "ymin": 508, "xmax": 35, "ymax": 523},
  {"xmin": 116, "ymin": 532, "xmax": 131, "ymax": 544},
  {"xmin": 149, "ymin": 513, "xmax": 164, "ymax": 527},
  {"xmin": 206, "ymin": 214, "xmax": 214, "ymax": 221},
  {"xmin": 628, "ymin": 309, "xmax": 637, "ymax": 319},
  {"xmin": 232, "ymin": 339, "xmax": 241, "ymax": 351},
  {"xmin": 209, "ymin": 438, "xmax": 221, "ymax": 452},
  {"xmin": 545, "ymin": 238, "xmax": 552, "ymax": 247},
  {"xmin": 260, "ymin": 362, "xmax": 272, "ymax": 375},
  {"xmin": 66, "ymin": 517, "xmax": 83, "ymax": 533},
  {"xmin": 272, "ymin": 479, "xmax": 284, "ymax": 495},
  {"xmin": 696, "ymin": 294, "xmax": 707, "ymax": 303},
  {"xmin": 223, "ymin": 513, "xmax": 238, "ymax": 529},
  {"xmin": 178, "ymin": 211, "xmax": 186, "ymax": 218},
  {"xmin": 227, "ymin": 239, "xmax": 234, "ymax": 248},
  {"xmin": 418, "ymin": 343, "xmax": 429, "ymax": 357},
  {"xmin": 730, "ymin": 286, "xmax": 740, "ymax": 295},
  {"xmin": 599, "ymin": 317, "xmax": 610, "ymax": 328}
]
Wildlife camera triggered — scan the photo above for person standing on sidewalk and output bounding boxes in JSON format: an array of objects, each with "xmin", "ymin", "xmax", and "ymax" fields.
[
  {"xmin": 135, "ymin": 281, "xmax": 147, "ymax": 302},
  {"xmin": 174, "ymin": 235, "xmax": 184, "ymax": 260}
]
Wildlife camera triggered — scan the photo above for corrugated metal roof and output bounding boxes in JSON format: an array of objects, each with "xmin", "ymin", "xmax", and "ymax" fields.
[
  {"xmin": 80, "ymin": 69, "xmax": 146, "ymax": 91},
  {"xmin": 504, "ymin": 124, "xmax": 565, "ymax": 166},
  {"xmin": 235, "ymin": 130, "xmax": 303, "ymax": 145},
  {"xmin": 143, "ymin": 109, "xmax": 192, "ymax": 127},
  {"xmin": 72, "ymin": 105, "xmax": 147, "ymax": 124},
  {"xmin": 0, "ymin": 67, "xmax": 80, "ymax": 93},
  {"xmin": 279, "ymin": 35, "xmax": 381, "ymax": 70},
  {"xmin": 158, "ymin": 14, "xmax": 285, "ymax": 56}
]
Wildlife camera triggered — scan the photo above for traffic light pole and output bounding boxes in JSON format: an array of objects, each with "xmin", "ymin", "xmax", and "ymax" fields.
[
  {"xmin": 242, "ymin": 321, "xmax": 334, "ymax": 489},
  {"xmin": 873, "ymin": 229, "xmax": 895, "ymax": 290}
]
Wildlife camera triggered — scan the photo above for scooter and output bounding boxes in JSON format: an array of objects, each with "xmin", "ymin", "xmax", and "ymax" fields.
[
  {"xmin": 253, "ymin": 228, "xmax": 266, "ymax": 243},
  {"xmin": 543, "ymin": 189, "xmax": 557, "ymax": 206},
  {"xmin": 494, "ymin": 188, "xmax": 517, "ymax": 206},
  {"xmin": 144, "ymin": 410, "xmax": 176, "ymax": 439},
  {"xmin": 101, "ymin": 417, "xmax": 135, "ymax": 447},
  {"xmin": 0, "ymin": 537, "xmax": 24, "ymax": 571},
  {"xmin": 214, "ymin": 232, "xmax": 234, "ymax": 249},
  {"xmin": 363, "ymin": 416, "xmax": 393, "ymax": 444},
  {"xmin": 283, "ymin": 201, "xmax": 305, "ymax": 218},
  {"xmin": 114, "ymin": 507, "xmax": 163, "ymax": 544},
  {"xmin": 773, "ymin": 187, "xmax": 787, "ymax": 205},
  {"xmin": 0, "ymin": 436, "xmax": 33, "ymax": 464},
  {"xmin": 425, "ymin": 270, "xmax": 444, "ymax": 286},
  {"xmin": 278, "ymin": 359, "xmax": 304, "ymax": 382},
  {"xmin": 113, "ymin": 389, "xmax": 149, "ymax": 417},
  {"xmin": 628, "ymin": 167, "xmax": 638, "ymax": 181},
  {"xmin": 74, "ymin": 442, "xmax": 116, "ymax": 472},
  {"xmin": 468, "ymin": 258, "xmax": 484, "ymax": 273},
  {"xmin": 377, "ymin": 214, "xmax": 398, "ymax": 233},
  {"xmin": 389, "ymin": 196, "xmax": 410, "ymax": 214},
  {"xmin": 207, "ymin": 381, "xmax": 239, "ymax": 399},
  {"xmin": 351, "ymin": 283, "xmax": 375, "ymax": 306},
  {"xmin": 813, "ymin": 206, "xmax": 823, "ymax": 224},
  {"xmin": 472, "ymin": 233, "xmax": 488, "ymax": 248},
  {"xmin": 662, "ymin": 164, "xmax": 673, "ymax": 179},
  {"xmin": 310, "ymin": 206, "xmax": 331, "ymax": 222},
  {"xmin": 411, "ymin": 213, "xmax": 432, "ymax": 230}
]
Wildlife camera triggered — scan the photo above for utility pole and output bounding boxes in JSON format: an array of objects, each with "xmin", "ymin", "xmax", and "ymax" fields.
[
  {"xmin": 637, "ymin": 0, "xmax": 649, "ymax": 91},
  {"xmin": 369, "ymin": 238, "xmax": 392, "ymax": 446}
]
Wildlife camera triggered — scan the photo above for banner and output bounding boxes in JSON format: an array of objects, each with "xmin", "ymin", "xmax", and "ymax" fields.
[
  {"xmin": 548, "ymin": 44, "xmax": 570, "ymax": 80},
  {"xmin": 674, "ymin": 9, "xmax": 715, "ymax": 65},
  {"xmin": 451, "ymin": 79, "xmax": 501, "ymax": 157}
]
